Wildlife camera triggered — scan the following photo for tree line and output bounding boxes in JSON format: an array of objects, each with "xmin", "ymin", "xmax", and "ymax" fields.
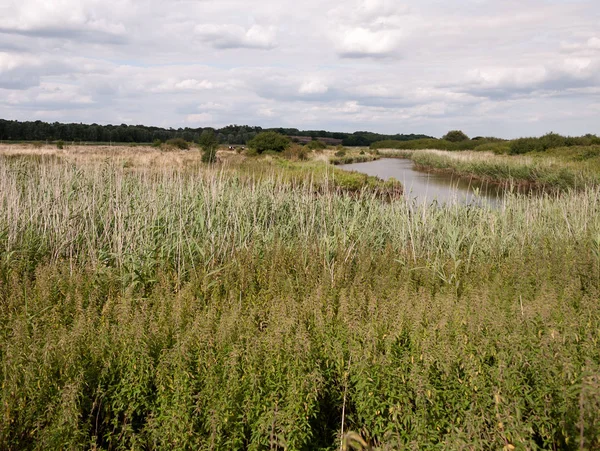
[{"xmin": 0, "ymin": 119, "xmax": 431, "ymax": 147}]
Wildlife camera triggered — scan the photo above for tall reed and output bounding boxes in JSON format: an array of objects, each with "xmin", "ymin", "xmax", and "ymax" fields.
[{"xmin": 1, "ymin": 155, "xmax": 599, "ymax": 449}]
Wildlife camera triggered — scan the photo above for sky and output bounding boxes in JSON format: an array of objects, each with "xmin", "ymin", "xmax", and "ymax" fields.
[{"xmin": 0, "ymin": 0, "xmax": 599, "ymax": 138}]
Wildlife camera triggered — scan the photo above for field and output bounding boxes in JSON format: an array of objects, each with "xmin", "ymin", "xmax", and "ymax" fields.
[{"xmin": 1, "ymin": 144, "xmax": 599, "ymax": 450}]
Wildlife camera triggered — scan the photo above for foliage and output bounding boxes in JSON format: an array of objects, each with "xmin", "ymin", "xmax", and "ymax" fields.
[
  {"xmin": 371, "ymin": 138, "xmax": 506, "ymax": 152},
  {"xmin": 152, "ymin": 138, "xmax": 162, "ymax": 148},
  {"xmin": 330, "ymin": 154, "xmax": 379, "ymax": 165},
  {"xmin": 165, "ymin": 138, "xmax": 190, "ymax": 150},
  {"xmin": 510, "ymin": 133, "xmax": 600, "ymax": 155},
  {"xmin": 0, "ymin": 119, "xmax": 433, "ymax": 147},
  {"xmin": 56, "ymin": 140, "xmax": 64, "ymax": 149},
  {"xmin": 247, "ymin": 131, "xmax": 290, "ymax": 153},
  {"xmin": 282, "ymin": 145, "xmax": 309, "ymax": 161},
  {"xmin": 199, "ymin": 130, "xmax": 219, "ymax": 163},
  {"xmin": 0, "ymin": 153, "xmax": 599, "ymax": 449},
  {"xmin": 442, "ymin": 130, "xmax": 469, "ymax": 142},
  {"xmin": 306, "ymin": 140, "xmax": 327, "ymax": 150},
  {"xmin": 335, "ymin": 148, "xmax": 347, "ymax": 157}
]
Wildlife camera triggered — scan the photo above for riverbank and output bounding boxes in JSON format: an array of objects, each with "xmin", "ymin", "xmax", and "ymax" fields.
[{"xmin": 378, "ymin": 147, "xmax": 600, "ymax": 190}]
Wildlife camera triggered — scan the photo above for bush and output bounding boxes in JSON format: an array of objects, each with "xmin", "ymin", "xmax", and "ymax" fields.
[
  {"xmin": 56, "ymin": 140, "xmax": 64, "ymax": 150},
  {"xmin": 199, "ymin": 130, "xmax": 218, "ymax": 163},
  {"xmin": 31, "ymin": 141, "xmax": 43, "ymax": 149},
  {"xmin": 282, "ymin": 145, "xmax": 309, "ymax": 161},
  {"xmin": 165, "ymin": 138, "xmax": 190, "ymax": 150},
  {"xmin": 306, "ymin": 140, "xmax": 327, "ymax": 151},
  {"xmin": 335, "ymin": 149, "xmax": 347, "ymax": 157},
  {"xmin": 509, "ymin": 133, "xmax": 600, "ymax": 155},
  {"xmin": 473, "ymin": 142, "xmax": 511, "ymax": 154},
  {"xmin": 247, "ymin": 131, "xmax": 290, "ymax": 153},
  {"xmin": 152, "ymin": 139, "xmax": 162, "ymax": 148},
  {"xmin": 443, "ymin": 130, "xmax": 469, "ymax": 142}
]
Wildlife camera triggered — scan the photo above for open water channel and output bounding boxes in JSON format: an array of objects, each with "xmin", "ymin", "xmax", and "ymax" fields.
[{"xmin": 339, "ymin": 158, "xmax": 508, "ymax": 207}]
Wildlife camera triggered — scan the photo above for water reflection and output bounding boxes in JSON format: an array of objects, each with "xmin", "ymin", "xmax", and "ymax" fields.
[{"xmin": 339, "ymin": 158, "xmax": 506, "ymax": 207}]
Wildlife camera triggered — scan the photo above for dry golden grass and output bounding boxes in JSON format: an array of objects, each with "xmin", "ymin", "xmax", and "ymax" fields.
[{"xmin": 0, "ymin": 143, "xmax": 246, "ymax": 168}]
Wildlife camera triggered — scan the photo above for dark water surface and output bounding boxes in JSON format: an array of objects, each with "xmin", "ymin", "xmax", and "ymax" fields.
[{"xmin": 339, "ymin": 158, "xmax": 506, "ymax": 207}]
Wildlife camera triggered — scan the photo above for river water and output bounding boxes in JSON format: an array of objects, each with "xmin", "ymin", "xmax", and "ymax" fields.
[{"xmin": 339, "ymin": 158, "xmax": 506, "ymax": 207}]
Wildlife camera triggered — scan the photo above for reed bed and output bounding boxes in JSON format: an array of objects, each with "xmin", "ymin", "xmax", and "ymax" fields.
[
  {"xmin": 379, "ymin": 148, "xmax": 600, "ymax": 190},
  {"xmin": 0, "ymin": 154, "xmax": 599, "ymax": 450}
]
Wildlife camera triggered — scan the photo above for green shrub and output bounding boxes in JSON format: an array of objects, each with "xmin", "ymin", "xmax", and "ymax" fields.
[
  {"xmin": 56, "ymin": 140, "xmax": 64, "ymax": 150},
  {"xmin": 282, "ymin": 145, "xmax": 309, "ymax": 161},
  {"xmin": 165, "ymin": 138, "xmax": 190, "ymax": 150},
  {"xmin": 248, "ymin": 131, "xmax": 290, "ymax": 153},
  {"xmin": 473, "ymin": 142, "xmax": 511, "ymax": 154},
  {"xmin": 306, "ymin": 140, "xmax": 327, "ymax": 151},
  {"xmin": 335, "ymin": 149, "xmax": 347, "ymax": 157},
  {"xmin": 152, "ymin": 139, "xmax": 162, "ymax": 148},
  {"xmin": 510, "ymin": 133, "xmax": 600, "ymax": 155}
]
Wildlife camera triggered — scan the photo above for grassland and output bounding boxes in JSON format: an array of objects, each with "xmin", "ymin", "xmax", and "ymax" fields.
[{"xmin": 1, "ymin": 144, "xmax": 599, "ymax": 450}]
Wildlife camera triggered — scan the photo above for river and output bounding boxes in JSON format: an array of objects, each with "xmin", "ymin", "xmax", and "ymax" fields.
[{"xmin": 339, "ymin": 158, "xmax": 506, "ymax": 207}]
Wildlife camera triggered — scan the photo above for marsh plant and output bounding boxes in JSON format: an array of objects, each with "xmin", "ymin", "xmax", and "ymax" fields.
[{"xmin": 0, "ymin": 154, "xmax": 599, "ymax": 449}]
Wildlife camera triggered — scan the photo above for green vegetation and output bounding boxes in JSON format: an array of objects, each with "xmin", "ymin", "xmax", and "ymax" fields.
[
  {"xmin": 0, "ymin": 119, "xmax": 431, "ymax": 147},
  {"xmin": 380, "ymin": 147, "xmax": 600, "ymax": 189},
  {"xmin": 56, "ymin": 140, "xmax": 65, "ymax": 150},
  {"xmin": 372, "ymin": 133, "xmax": 600, "ymax": 157},
  {"xmin": 165, "ymin": 138, "xmax": 190, "ymax": 150},
  {"xmin": 1, "ymin": 152, "xmax": 599, "ymax": 449},
  {"xmin": 199, "ymin": 130, "xmax": 219, "ymax": 163},
  {"xmin": 371, "ymin": 137, "xmax": 508, "ymax": 152},
  {"xmin": 330, "ymin": 154, "xmax": 380, "ymax": 165},
  {"xmin": 442, "ymin": 130, "xmax": 469, "ymax": 142},
  {"xmin": 248, "ymin": 131, "xmax": 291, "ymax": 153},
  {"xmin": 509, "ymin": 133, "xmax": 600, "ymax": 155},
  {"xmin": 306, "ymin": 140, "xmax": 327, "ymax": 151}
]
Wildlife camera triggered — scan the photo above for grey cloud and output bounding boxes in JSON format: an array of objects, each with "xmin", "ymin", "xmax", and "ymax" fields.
[
  {"xmin": 0, "ymin": 28, "xmax": 128, "ymax": 45},
  {"xmin": 0, "ymin": 72, "xmax": 40, "ymax": 90}
]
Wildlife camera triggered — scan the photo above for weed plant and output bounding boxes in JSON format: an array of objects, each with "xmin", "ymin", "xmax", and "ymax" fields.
[{"xmin": 0, "ymin": 155, "xmax": 599, "ymax": 449}]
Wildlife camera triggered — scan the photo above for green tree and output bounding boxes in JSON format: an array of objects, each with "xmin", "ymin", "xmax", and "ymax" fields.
[
  {"xmin": 247, "ymin": 131, "xmax": 290, "ymax": 153},
  {"xmin": 443, "ymin": 130, "xmax": 469, "ymax": 142},
  {"xmin": 199, "ymin": 130, "xmax": 218, "ymax": 163}
]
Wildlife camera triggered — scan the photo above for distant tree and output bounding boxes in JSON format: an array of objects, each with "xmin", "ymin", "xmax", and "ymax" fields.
[
  {"xmin": 199, "ymin": 129, "xmax": 218, "ymax": 163},
  {"xmin": 247, "ymin": 131, "xmax": 290, "ymax": 153},
  {"xmin": 443, "ymin": 130, "xmax": 470, "ymax": 142}
]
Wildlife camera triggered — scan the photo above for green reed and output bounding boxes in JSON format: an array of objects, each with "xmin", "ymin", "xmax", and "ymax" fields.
[{"xmin": 0, "ymin": 155, "xmax": 599, "ymax": 450}]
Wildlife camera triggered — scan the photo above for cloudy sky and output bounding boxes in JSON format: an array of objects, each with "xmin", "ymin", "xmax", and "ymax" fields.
[{"xmin": 0, "ymin": 0, "xmax": 599, "ymax": 138}]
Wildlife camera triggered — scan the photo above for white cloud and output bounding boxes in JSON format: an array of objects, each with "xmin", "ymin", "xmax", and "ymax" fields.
[
  {"xmin": 328, "ymin": 0, "xmax": 411, "ymax": 57},
  {"xmin": 336, "ymin": 27, "xmax": 401, "ymax": 58},
  {"xmin": 194, "ymin": 24, "xmax": 277, "ymax": 49},
  {"xmin": 186, "ymin": 113, "xmax": 213, "ymax": 123},
  {"xmin": 299, "ymin": 80, "xmax": 329, "ymax": 95},
  {"xmin": 0, "ymin": 0, "xmax": 128, "ymax": 38},
  {"xmin": 0, "ymin": 0, "xmax": 599, "ymax": 138}
]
